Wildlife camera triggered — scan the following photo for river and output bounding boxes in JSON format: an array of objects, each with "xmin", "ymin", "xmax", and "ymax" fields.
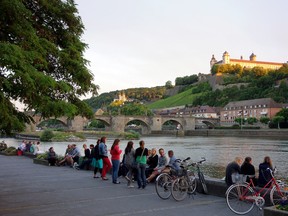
[{"xmin": 3, "ymin": 136, "xmax": 288, "ymax": 180}]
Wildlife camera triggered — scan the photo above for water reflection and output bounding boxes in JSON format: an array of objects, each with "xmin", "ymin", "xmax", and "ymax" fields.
[{"xmin": 3, "ymin": 136, "xmax": 288, "ymax": 180}]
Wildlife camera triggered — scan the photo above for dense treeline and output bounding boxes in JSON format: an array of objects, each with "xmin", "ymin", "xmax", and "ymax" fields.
[
  {"xmin": 84, "ymin": 86, "xmax": 166, "ymax": 110},
  {"xmin": 175, "ymin": 74, "xmax": 198, "ymax": 86},
  {"xmin": 193, "ymin": 64, "xmax": 288, "ymax": 107}
]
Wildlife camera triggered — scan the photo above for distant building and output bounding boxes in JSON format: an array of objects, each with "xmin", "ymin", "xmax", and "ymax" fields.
[
  {"xmin": 210, "ymin": 51, "xmax": 284, "ymax": 70},
  {"xmin": 113, "ymin": 91, "xmax": 128, "ymax": 102},
  {"xmin": 179, "ymin": 106, "xmax": 220, "ymax": 118},
  {"xmin": 221, "ymin": 98, "xmax": 282, "ymax": 124}
]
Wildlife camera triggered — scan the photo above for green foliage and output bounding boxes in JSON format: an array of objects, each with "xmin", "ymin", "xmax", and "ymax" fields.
[
  {"xmin": 191, "ymin": 82, "xmax": 212, "ymax": 94},
  {"xmin": 37, "ymin": 119, "xmax": 67, "ymax": 129},
  {"xmin": 0, "ymin": 0, "xmax": 98, "ymax": 134},
  {"xmin": 87, "ymin": 119, "xmax": 105, "ymax": 128},
  {"xmin": 247, "ymin": 117, "xmax": 257, "ymax": 125},
  {"xmin": 40, "ymin": 130, "xmax": 54, "ymax": 141},
  {"xmin": 175, "ymin": 75, "xmax": 198, "ymax": 86},
  {"xmin": 165, "ymin": 80, "xmax": 173, "ymax": 89},
  {"xmin": 124, "ymin": 130, "xmax": 140, "ymax": 140},
  {"xmin": 272, "ymin": 116, "xmax": 285, "ymax": 129},
  {"xmin": 4, "ymin": 146, "xmax": 16, "ymax": 153},
  {"xmin": 276, "ymin": 108, "xmax": 288, "ymax": 122},
  {"xmin": 120, "ymin": 103, "xmax": 153, "ymax": 116},
  {"xmin": 148, "ymin": 87, "xmax": 202, "ymax": 109},
  {"xmin": 36, "ymin": 152, "xmax": 48, "ymax": 160},
  {"xmin": 276, "ymin": 204, "xmax": 288, "ymax": 211},
  {"xmin": 260, "ymin": 117, "xmax": 270, "ymax": 124}
]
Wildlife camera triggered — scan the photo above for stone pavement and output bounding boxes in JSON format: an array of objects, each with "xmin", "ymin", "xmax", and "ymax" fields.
[{"xmin": 0, "ymin": 155, "xmax": 262, "ymax": 216}]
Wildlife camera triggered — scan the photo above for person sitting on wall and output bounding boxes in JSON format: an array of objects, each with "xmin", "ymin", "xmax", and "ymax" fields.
[
  {"xmin": 225, "ymin": 157, "xmax": 243, "ymax": 186},
  {"xmin": 47, "ymin": 147, "xmax": 57, "ymax": 166}
]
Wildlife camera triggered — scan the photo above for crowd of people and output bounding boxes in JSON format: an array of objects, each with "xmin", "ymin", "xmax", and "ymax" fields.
[
  {"xmin": 225, "ymin": 155, "xmax": 274, "ymax": 187},
  {"xmin": 19, "ymin": 138, "xmax": 276, "ymax": 189},
  {"xmin": 41, "ymin": 136, "xmax": 181, "ymax": 189},
  {"xmin": 17, "ymin": 140, "xmax": 43, "ymax": 155}
]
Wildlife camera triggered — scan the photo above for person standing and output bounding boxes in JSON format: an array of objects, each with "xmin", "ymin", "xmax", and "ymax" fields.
[
  {"xmin": 92, "ymin": 139, "xmax": 103, "ymax": 178},
  {"xmin": 123, "ymin": 141, "xmax": 135, "ymax": 187},
  {"xmin": 225, "ymin": 157, "xmax": 243, "ymax": 186},
  {"xmin": 110, "ymin": 139, "xmax": 122, "ymax": 184},
  {"xmin": 135, "ymin": 140, "xmax": 149, "ymax": 189},
  {"xmin": 258, "ymin": 156, "xmax": 273, "ymax": 187},
  {"xmin": 99, "ymin": 137, "xmax": 112, "ymax": 180}
]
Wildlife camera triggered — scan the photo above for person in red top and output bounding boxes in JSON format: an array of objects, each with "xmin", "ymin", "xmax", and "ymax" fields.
[{"xmin": 110, "ymin": 139, "xmax": 122, "ymax": 184}]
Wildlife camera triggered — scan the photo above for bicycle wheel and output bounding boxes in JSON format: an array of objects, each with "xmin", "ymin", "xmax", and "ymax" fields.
[
  {"xmin": 270, "ymin": 183, "xmax": 288, "ymax": 206},
  {"xmin": 226, "ymin": 184, "xmax": 255, "ymax": 215},
  {"xmin": 187, "ymin": 171, "xmax": 197, "ymax": 194},
  {"xmin": 155, "ymin": 173, "xmax": 172, "ymax": 200},
  {"xmin": 171, "ymin": 177, "xmax": 188, "ymax": 201},
  {"xmin": 198, "ymin": 171, "xmax": 208, "ymax": 194}
]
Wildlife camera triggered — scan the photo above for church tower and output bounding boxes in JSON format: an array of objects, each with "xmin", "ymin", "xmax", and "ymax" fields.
[
  {"xmin": 249, "ymin": 53, "xmax": 257, "ymax": 61},
  {"xmin": 222, "ymin": 51, "xmax": 230, "ymax": 64},
  {"xmin": 210, "ymin": 54, "xmax": 217, "ymax": 68}
]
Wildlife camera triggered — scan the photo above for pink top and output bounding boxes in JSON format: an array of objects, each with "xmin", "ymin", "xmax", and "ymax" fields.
[{"xmin": 110, "ymin": 145, "xmax": 122, "ymax": 160}]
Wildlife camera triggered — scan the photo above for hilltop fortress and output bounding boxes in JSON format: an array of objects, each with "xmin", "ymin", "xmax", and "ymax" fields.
[{"xmin": 210, "ymin": 51, "xmax": 284, "ymax": 70}]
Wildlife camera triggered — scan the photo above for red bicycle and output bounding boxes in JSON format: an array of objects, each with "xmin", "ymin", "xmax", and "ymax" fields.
[{"xmin": 226, "ymin": 168, "xmax": 288, "ymax": 215}]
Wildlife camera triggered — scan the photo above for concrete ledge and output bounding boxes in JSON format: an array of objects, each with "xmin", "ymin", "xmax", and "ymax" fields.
[
  {"xmin": 199, "ymin": 177, "xmax": 227, "ymax": 197},
  {"xmin": 0, "ymin": 151, "xmax": 17, "ymax": 156},
  {"xmin": 23, "ymin": 151, "xmax": 37, "ymax": 158},
  {"xmin": 264, "ymin": 206, "xmax": 288, "ymax": 216},
  {"xmin": 33, "ymin": 158, "xmax": 49, "ymax": 166}
]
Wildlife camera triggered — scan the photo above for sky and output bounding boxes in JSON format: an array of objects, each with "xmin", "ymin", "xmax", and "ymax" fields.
[{"xmin": 75, "ymin": 0, "xmax": 288, "ymax": 96}]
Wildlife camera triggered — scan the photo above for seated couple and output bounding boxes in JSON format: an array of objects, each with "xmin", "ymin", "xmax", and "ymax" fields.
[{"xmin": 146, "ymin": 149, "xmax": 179, "ymax": 183}]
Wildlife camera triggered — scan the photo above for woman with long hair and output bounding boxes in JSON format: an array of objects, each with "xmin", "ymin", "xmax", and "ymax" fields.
[
  {"xmin": 123, "ymin": 141, "xmax": 135, "ymax": 187},
  {"xmin": 258, "ymin": 156, "xmax": 273, "ymax": 187},
  {"xmin": 99, "ymin": 137, "xmax": 112, "ymax": 180},
  {"xmin": 110, "ymin": 139, "xmax": 122, "ymax": 184}
]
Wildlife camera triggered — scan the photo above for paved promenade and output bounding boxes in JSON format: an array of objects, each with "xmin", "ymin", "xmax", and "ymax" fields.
[{"xmin": 0, "ymin": 155, "xmax": 262, "ymax": 216}]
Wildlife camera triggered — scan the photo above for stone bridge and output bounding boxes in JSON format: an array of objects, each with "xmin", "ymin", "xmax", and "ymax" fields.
[
  {"xmin": 26, "ymin": 114, "xmax": 219, "ymax": 134},
  {"xmin": 26, "ymin": 114, "xmax": 196, "ymax": 134}
]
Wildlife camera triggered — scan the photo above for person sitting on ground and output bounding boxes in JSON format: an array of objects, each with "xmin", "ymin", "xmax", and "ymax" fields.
[
  {"xmin": 18, "ymin": 140, "xmax": 26, "ymax": 152},
  {"xmin": 67, "ymin": 144, "xmax": 81, "ymax": 167},
  {"xmin": 47, "ymin": 147, "xmax": 57, "ymax": 166},
  {"xmin": 145, "ymin": 148, "xmax": 158, "ymax": 178},
  {"xmin": 57, "ymin": 144, "xmax": 73, "ymax": 166},
  {"xmin": 241, "ymin": 156, "xmax": 257, "ymax": 185},
  {"xmin": 30, "ymin": 142, "xmax": 36, "ymax": 154},
  {"xmin": 225, "ymin": 157, "xmax": 243, "ymax": 186},
  {"xmin": 76, "ymin": 144, "xmax": 94, "ymax": 170},
  {"xmin": 33, "ymin": 141, "xmax": 43, "ymax": 155},
  {"xmin": 147, "ymin": 149, "xmax": 177, "ymax": 183},
  {"xmin": 258, "ymin": 156, "xmax": 273, "ymax": 187},
  {"xmin": 25, "ymin": 141, "xmax": 32, "ymax": 152}
]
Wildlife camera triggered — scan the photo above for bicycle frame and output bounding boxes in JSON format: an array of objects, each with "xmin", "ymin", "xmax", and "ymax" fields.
[{"xmin": 236, "ymin": 172, "xmax": 282, "ymax": 204}]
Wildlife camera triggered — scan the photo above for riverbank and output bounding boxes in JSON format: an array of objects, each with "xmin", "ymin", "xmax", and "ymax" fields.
[{"xmin": 151, "ymin": 128, "xmax": 288, "ymax": 139}]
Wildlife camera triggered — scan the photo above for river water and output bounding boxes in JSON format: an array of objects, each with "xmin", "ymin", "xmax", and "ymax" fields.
[{"xmin": 3, "ymin": 136, "xmax": 288, "ymax": 180}]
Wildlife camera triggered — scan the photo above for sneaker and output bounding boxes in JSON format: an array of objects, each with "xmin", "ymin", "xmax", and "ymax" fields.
[
  {"xmin": 74, "ymin": 166, "xmax": 80, "ymax": 170},
  {"xmin": 128, "ymin": 185, "xmax": 135, "ymax": 188}
]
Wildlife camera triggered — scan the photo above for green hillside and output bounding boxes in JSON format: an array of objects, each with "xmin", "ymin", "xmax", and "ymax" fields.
[{"xmin": 147, "ymin": 87, "xmax": 201, "ymax": 109}]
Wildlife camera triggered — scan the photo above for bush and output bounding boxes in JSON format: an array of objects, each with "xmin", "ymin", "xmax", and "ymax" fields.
[
  {"xmin": 124, "ymin": 130, "xmax": 140, "ymax": 140},
  {"xmin": 36, "ymin": 152, "xmax": 48, "ymax": 160},
  {"xmin": 40, "ymin": 130, "xmax": 54, "ymax": 141}
]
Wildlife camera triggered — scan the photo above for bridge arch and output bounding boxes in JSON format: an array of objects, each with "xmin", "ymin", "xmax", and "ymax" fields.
[
  {"xmin": 201, "ymin": 120, "xmax": 216, "ymax": 129},
  {"xmin": 124, "ymin": 118, "xmax": 151, "ymax": 135},
  {"xmin": 162, "ymin": 119, "xmax": 183, "ymax": 131}
]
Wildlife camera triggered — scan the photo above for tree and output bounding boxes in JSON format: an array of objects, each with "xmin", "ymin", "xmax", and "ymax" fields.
[
  {"xmin": 0, "ymin": 0, "xmax": 99, "ymax": 134},
  {"xmin": 165, "ymin": 80, "xmax": 173, "ymax": 89},
  {"xmin": 272, "ymin": 116, "xmax": 285, "ymax": 129},
  {"xmin": 246, "ymin": 117, "xmax": 257, "ymax": 125},
  {"xmin": 260, "ymin": 117, "xmax": 270, "ymax": 124}
]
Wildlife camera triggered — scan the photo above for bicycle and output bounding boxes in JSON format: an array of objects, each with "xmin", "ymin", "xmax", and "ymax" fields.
[
  {"xmin": 226, "ymin": 168, "xmax": 288, "ymax": 215},
  {"xmin": 171, "ymin": 158, "xmax": 197, "ymax": 201},
  {"xmin": 155, "ymin": 157, "xmax": 190, "ymax": 200},
  {"xmin": 171, "ymin": 157, "xmax": 207, "ymax": 201}
]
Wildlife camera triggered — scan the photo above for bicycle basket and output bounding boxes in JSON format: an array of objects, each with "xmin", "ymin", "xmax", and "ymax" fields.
[{"xmin": 231, "ymin": 173, "xmax": 247, "ymax": 184}]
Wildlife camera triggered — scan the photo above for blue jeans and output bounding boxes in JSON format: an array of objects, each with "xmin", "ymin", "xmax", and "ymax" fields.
[
  {"xmin": 137, "ymin": 163, "xmax": 146, "ymax": 188},
  {"xmin": 112, "ymin": 159, "xmax": 120, "ymax": 183}
]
